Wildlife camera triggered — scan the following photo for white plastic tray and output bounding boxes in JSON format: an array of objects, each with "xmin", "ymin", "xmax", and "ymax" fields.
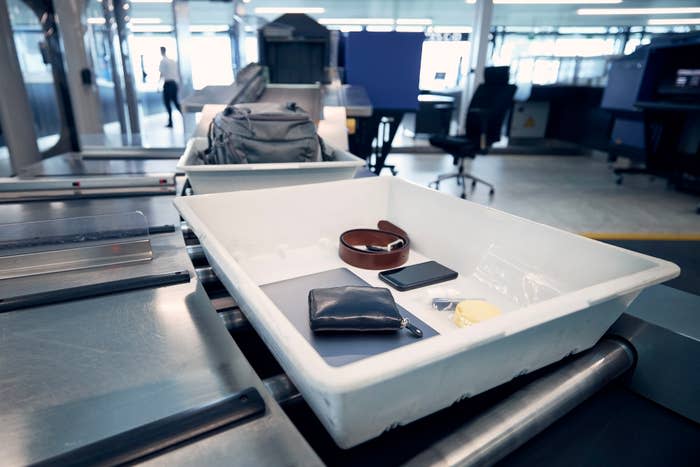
[
  {"xmin": 177, "ymin": 137, "xmax": 364, "ymax": 194},
  {"xmin": 174, "ymin": 177, "xmax": 678, "ymax": 448}
]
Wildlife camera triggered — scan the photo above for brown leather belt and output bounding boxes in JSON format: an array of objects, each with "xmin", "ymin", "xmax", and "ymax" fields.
[{"xmin": 339, "ymin": 220, "xmax": 410, "ymax": 270}]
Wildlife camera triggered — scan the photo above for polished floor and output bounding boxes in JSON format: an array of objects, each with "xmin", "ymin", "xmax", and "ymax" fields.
[
  {"xmin": 0, "ymin": 112, "xmax": 187, "ymax": 177},
  {"xmin": 3, "ymin": 130, "xmax": 700, "ymax": 234},
  {"xmin": 99, "ymin": 112, "xmax": 188, "ymax": 148},
  {"xmin": 383, "ymin": 153, "xmax": 700, "ymax": 235}
]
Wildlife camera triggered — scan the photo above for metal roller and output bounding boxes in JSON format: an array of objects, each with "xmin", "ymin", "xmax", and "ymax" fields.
[
  {"xmin": 219, "ymin": 308, "xmax": 250, "ymax": 332},
  {"xmin": 210, "ymin": 295, "xmax": 238, "ymax": 311},
  {"xmin": 186, "ymin": 244, "xmax": 206, "ymax": 263},
  {"xmin": 403, "ymin": 338, "xmax": 635, "ymax": 467},
  {"xmin": 195, "ymin": 266, "xmax": 219, "ymax": 286},
  {"xmin": 263, "ymin": 374, "xmax": 301, "ymax": 405},
  {"xmin": 180, "ymin": 221, "xmax": 195, "ymax": 239}
]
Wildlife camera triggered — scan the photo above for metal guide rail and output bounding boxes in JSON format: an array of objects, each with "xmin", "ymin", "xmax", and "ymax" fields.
[
  {"xmin": 0, "ymin": 175, "xmax": 177, "ymax": 203},
  {"xmin": 30, "ymin": 388, "xmax": 267, "ymax": 467},
  {"xmin": 0, "ymin": 213, "xmax": 190, "ymax": 312}
]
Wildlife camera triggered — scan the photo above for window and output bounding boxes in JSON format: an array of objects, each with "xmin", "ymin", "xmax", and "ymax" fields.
[
  {"xmin": 7, "ymin": 0, "xmax": 62, "ymax": 151},
  {"xmin": 190, "ymin": 34, "xmax": 234, "ymax": 89},
  {"xmin": 492, "ymin": 29, "xmax": 624, "ymax": 86},
  {"xmin": 419, "ymin": 39, "xmax": 470, "ymax": 91}
]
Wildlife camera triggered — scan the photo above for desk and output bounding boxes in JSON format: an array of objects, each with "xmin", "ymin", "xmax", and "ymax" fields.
[
  {"xmin": 413, "ymin": 94, "xmax": 454, "ymax": 136},
  {"xmin": 614, "ymin": 37, "xmax": 700, "ymax": 208},
  {"xmin": 634, "ymin": 100, "xmax": 700, "ymax": 213}
]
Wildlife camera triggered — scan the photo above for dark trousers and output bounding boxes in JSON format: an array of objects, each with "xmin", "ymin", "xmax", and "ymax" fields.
[{"xmin": 163, "ymin": 80, "xmax": 182, "ymax": 125}]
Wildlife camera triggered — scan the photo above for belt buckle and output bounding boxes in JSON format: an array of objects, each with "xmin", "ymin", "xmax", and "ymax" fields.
[{"xmin": 367, "ymin": 238, "xmax": 404, "ymax": 252}]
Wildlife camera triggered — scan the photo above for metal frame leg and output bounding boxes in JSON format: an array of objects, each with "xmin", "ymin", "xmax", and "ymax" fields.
[{"xmin": 429, "ymin": 158, "xmax": 495, "ymax": 199}]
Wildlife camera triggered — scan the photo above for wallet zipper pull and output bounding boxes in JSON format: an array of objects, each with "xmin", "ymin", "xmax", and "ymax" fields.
[{"xmin": 401, "ymin": 318, "xmax": 423, "ymax": 338}]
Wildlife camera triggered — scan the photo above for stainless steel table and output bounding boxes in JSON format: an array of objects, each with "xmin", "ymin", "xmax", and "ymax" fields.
[
  {"xmin": 0, "ymin": 190, "xmax": 182, "ymax": 228},
  {"xmin": 81, "ymin": 147, "xmax": 185, "ymax": 159},
  {"xmin": 0, "ymin": 280, "xmax": 322, "ymax": 466},
  {"xmin": 0, "ymin": 231, "xmax": 191, "ymax": 312},
  {"xmin": 17, "ymin": 153, "xmax": 180, "ymax": 177}
]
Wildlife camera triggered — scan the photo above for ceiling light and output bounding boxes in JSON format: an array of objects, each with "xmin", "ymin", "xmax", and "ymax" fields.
[
  {"xmin": 396, "ymin": 18, "xmax": 432, "ymax": 25},
  {"xmin": 130, "ymin": 0, "xmax": 173, "ymax": 3},
  {"xmin": 467, "ymin": 0, "xmax": 621, "ymax": 4},
  {"xmin": 648, "ymin": 18, "xmax": 700, "ymax": 25},
  {"xmin": 87, "ymin": 17, "xmax": 106, "ymax": 25},
  {"xmin": 366, "ymin": 25, "xmax": 394, "ymax": 32},
  {"xmin": 129, "ymin": 24, "xmax": 174, "ymax": 32},
  {"xmin": 578, "ymin": 7, "xmax": 700, "ymax": 15},
  {"xmin": 431, "ymin": 26, "xmax": 472, "ymax": 33},
  {"xmin": 557, "ymin": 26, "xmax": 609, "ymax": 34},
  {"xmin": 325, "ymin": 25, "xmax": 364, "ymax": 32},
  {"xmin": 396, "ymin": 26, "xmax": 426, "ymax": 32},
  {"xmin": 190, "ymin": 24, "xmax": 230, "ymax": 32},
  {"xmin": 318, "ymin": 18, "xmax": 394, "ymax": 25},
  {"xmin": 130, "ymin": 18, "xmax": 162, "ymax": 24},
  {"xmin": 254, "ymin": 7, "xmax": 325, "ymax": 14}
]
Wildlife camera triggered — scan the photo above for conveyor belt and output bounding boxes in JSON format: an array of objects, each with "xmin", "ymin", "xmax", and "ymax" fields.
[
  {"xmin": 403, "ymin": 338, "xmax": 634, "ymax": 467},
  {"xmin": 2, "ymin": 156, "xmax": 697, "ymax": 466}
]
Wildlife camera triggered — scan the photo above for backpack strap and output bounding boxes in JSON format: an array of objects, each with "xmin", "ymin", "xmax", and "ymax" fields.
[
  {"xmin": 199, "ymin": 118, "xmax": 215, "ymax": 164},
  {"xmin": 318, "ymin": 135, "xmax": 336, "ymax": 161}
]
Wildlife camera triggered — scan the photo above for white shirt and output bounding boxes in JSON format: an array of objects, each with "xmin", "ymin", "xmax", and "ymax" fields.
[{"xmin": 159, "ymin": 57, "xmax": 179, "ymax": 83}]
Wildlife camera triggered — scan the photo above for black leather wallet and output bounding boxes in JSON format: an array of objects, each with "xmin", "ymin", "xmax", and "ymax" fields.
[{"xmin": 308, "ymin": 286, "xmax": 423, "ymax": 337}]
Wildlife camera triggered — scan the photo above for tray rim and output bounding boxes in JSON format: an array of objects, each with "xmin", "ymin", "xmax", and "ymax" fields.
[
  {"xmin": 176, "ymin": 137, "xmax": 365, "ymax": 173},
  {"xmin": 173, "ymin": 177, "xmax": 680, "ymax": 393}
]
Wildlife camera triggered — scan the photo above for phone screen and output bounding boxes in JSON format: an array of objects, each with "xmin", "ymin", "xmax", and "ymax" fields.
[{"xmin": 379, "ymin": 261, "xmax": 458, "ymax": 291}]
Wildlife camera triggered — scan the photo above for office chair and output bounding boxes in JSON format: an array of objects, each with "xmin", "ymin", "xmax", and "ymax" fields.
[{"xmin": 429, "ymin": 67, "xmax": 516, "ymax": 199}]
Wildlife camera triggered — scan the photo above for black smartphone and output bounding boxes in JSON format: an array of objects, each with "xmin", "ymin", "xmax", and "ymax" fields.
[{"xmin": 378, "ymin": 261, "xmax": 458, "ymax": 291}]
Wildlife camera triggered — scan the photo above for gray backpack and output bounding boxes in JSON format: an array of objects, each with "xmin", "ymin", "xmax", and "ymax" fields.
[{"xmin": 202, "ymin": 102, "xmax": 334, "ymax": 164}]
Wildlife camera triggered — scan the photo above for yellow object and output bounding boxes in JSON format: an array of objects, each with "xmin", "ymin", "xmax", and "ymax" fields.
[
  {"xmin": 580, "ymin": 232, "xmax": 700, "ymax": 241},
  {"xmin": 453, "ymin": 300, "xmax": 502, "ymax": 328},
  {"xmin": 346, "ymin": 118, "xmax": 357, "ymax": 135}
]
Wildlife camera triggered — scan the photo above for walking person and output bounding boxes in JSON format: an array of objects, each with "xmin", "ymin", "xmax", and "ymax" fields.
[{"xmin": 159, "ymin": 46, "xmax": 182, "ymax": 128}]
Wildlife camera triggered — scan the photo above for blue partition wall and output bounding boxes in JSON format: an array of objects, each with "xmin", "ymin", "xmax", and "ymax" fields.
[{"xmin": 344, "ymin": 31, "xmax": 423, "ymax": 111}]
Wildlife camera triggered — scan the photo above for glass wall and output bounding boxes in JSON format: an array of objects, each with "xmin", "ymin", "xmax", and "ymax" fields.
[
  {"xmin": 491, "ymin": 25, "xmax": 700, "ymax": 87},
  {"xmin": 85, "ymin": 0, "xmax": 125, "ymax": 141},
  {"xmin": 331, "ymin": 24, "xmax": 700, "ymax": 93},
  {"xmin": 190, "ymin": 32, "xmax": 234, "ymax": 89},
  {"xmin": 491, "ymin": 27, "xmax": 622, "ymax": 86},
  {"xmin": 7, "ymin": 0, "xmax": 62, "ymax": 151},
  {"xmin": 0, "ymin": 120, "xmax": 9, "ymax": 177},
  {"xmin": 128, "ymin": 33, "xmax": 177, "ymax": 116}
]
